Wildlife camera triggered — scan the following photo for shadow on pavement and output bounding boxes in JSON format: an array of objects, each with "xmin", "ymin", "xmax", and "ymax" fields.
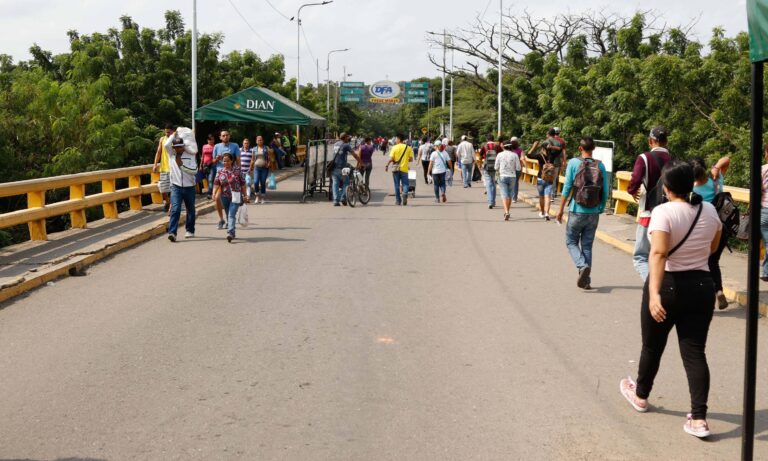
[
  {"xmin": 231, "ymin": 237, "xmax": 305, "ymax": 244},
  {"xmin": 0, "ymin": 458, "xmax": 108, "ymax": 461},
  {"xmin": 650, "ymin": 407, "xmax": 768, "ymax": 442},
  {"xmin": 589, "ymin": 285, "xmax": 643, "ymax": 294}
]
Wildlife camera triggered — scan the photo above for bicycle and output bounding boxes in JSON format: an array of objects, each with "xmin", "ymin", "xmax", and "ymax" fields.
[{"xmin": 342, "ymin": 166, "xmax": 371, "ymax": 207}]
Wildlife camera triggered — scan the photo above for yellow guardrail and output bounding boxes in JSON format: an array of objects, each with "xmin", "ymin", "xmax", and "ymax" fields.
[
  {"xmin": 612, "ymin": 171, "xmax": 750, "ymax": 218},
  {"xmin": 0, "ymin": 165, "xmax": 160, "ymax": 241}
]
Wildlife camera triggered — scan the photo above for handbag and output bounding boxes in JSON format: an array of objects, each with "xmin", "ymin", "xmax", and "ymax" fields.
[
  {"xmin": 237, "ymin": 204, "xmax": 249, "ymax": 228},
  {"xmin": 541, "ymin": 152, "xmax": 556, "ymax": 183},
  {"xmin": 736, "ymin": 213, "xmax": 750, "ymax": 241}
]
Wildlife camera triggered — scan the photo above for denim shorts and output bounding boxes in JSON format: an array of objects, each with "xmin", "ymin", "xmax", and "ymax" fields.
[
  {"xmin": 499, "ymin": 176, "xmax": 515, "ymax": 199},
  {"xmin": 536, "ymin": 178, "xmax": 553, "ymax": 197}
]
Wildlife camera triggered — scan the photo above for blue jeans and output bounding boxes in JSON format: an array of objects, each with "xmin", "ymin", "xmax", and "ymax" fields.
[
  {"xmin": 220, "ymin": 196, "xmax": 240, "ymax": 237},
  {"xmin": 761, "ymin": 208, "xmax": 768, "ymax": 277},
  {"xmin": 565, "ymin": 212, "xmax": 599, "ymax": 271},
  {"xmin": 461, "ymin": 163, "xmax": 473, "ymax": 187},
  {"xmin": 168, "ymin": 185, "xmax": 196, "ymax": 236},
  {"xmin": 432, "ymin": 172, "xmax": 446, "ymax": 199},
  {"xmin": 392, "ymin": 171, "xmax": 409, "ymax": 204},
  {"xmin": 207, "ymin": 164, "xmax": 218, "ymax": 195},
  {"xmin": 275, "ymin": 148, "xmax": 286, "ymax": 169},
  {"xmin": 513, "ymin": 170, "xmax": 521, "ymax": 200},
  {"xmin": 499, "ymin": 176, "xmax": 516, "ymax": 199},
  {"xmin": 332, "ymin": 168, "xmax": 349, "ymax": 203},
  {"xmin": 254, "ymin": 167, "xmax": 269, "ymax": 195},
  {"xmin": 483, "ymin": 170, "xmax": 496, "ymax": 205},
  {"xmin": 633, "ymin": 224, "xmax": 651, "ymax": 282}
]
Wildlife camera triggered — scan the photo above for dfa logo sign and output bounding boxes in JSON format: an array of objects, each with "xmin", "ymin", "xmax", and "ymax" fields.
[
  {"xmin": 234, "ymin": 99, "xmax": 275, "ymax": 112},
  {"xmin": 369, "ymin": 81, "xmax": 401, "ymax": 99}
]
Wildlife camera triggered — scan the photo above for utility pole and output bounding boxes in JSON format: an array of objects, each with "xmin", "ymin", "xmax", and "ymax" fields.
[
  {"xmin": 497, "ymin": 0, "xmax": 503, "ymax": 137},
  {"xmin": 449, "ymin": 45, "xmax": 454, "ymax": 141},
  {"xmin": 441, "ymin": 28, "xmax": 447, "ymax": 137},
  {"xmin": 191, "ymin": 0, "xmax": 197, "ymax": 132}
]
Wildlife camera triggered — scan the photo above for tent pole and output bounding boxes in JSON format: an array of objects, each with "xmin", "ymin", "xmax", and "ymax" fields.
[{"xmin": 742, "ymin": 60, "xmax": 763, "ymax": 461}]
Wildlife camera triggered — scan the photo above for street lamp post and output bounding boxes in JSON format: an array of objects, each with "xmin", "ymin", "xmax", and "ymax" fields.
[
  {"xmin": 326, "ymin": 48, "xmax": 350, "ymax": 118},
  {"xmin": 296, "ymin": 1, "xmax": 332, "ymax": 144}
]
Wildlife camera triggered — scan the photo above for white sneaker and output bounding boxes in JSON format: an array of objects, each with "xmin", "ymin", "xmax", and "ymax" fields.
[
  {"xmin": 538, "ymin": 212, "xmax": 546, "ymax": 218},
  {"xmin": 184, "ymin": 231, "xmax": 194, "ymax": 238},
  {"xmin": 255, "ymin": 195, "xmax": 261, "ymax": 204},
  {"xmin": 259, "ymin": 197, "xmax": 266, "ymax": 204}
]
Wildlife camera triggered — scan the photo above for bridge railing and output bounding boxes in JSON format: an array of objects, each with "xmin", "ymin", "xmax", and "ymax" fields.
[
  {"xmin": 0, "ymin": 165, "xmax": 161, "ymax": 241},
  {"xmin": 612, "ymin": 171, "xmax": 750, "ymax": 218}
]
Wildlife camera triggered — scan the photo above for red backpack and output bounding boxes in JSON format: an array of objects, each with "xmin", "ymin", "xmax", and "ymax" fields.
[{"xmin": 572, "ymin": 157, "xmax": 603, "ymax": 208}]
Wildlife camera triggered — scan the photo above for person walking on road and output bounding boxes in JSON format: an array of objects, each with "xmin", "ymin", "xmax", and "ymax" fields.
[
  {"xmin": 480, "ymin": 135, "xmax": 499, "ymax": 209},
  {"xmin": 620, "ymin": 161, "xmax": 722, "ymax": 439},
  {"xmin": 165, "ymin": 135, "xmax": 198, "ymax": 242},
  {"xmin": 213, "ymin": 130, "xmax": 241, "ymax": 229},
  {"xmin": 691, "ymin": 155, "xmax": 731, "ymax": 309},
  {"xmin": 330, "ymin": 133, "xmax": 362, "ymax": 207},
  {"xmin": 240, "ymin": 138, "xmax": 254, "ymax": 199},
  {"xmin": 555, "ymin": 136, "xmax": 609, "ymax": 288},
  {"xmin": 213, "ymin": 152, "xmax": 248, "ymax": 242},
  {"xmin": 495, "ymin": 140, "xmax": 522, "ymax": 220},
  {"xmin": 524, "ymin": 138, "xmax": 555, "ymax": 221},
  {"xmin": 445, "ymin": 140, "xmax": 458, "ymax": 174},
  {"xmin": 359, "ymin": 136, "xmax": 375, "ymax": 186},
  {"xmin": 201, "ymin": 134, "xmax": 215, "ymax": 199},
  {"xmin": 252, "ymin": 136, "xmax": 270, "ymax": 204},
  {"xmin": 508, "ymin": 137, "xmax": 524, "ymax": 202},
  {"xmin": 457, "ymin": 135, "xmax": 475, "ymax": 188},
  {"xmin": 428, "ymin": 140, "xmax": 452, "ymax": 203},
  {"xmin": 152, "ymin": 123, "xmax": 175, "ymax": 213},
  {"xmin": 385, "ymin": 134, "xmax": 414, "ymax": 206},
  {"xmin": 627, "ymin": 126, "xmax": 673, "ymax": 281},
  {"xmin": 417, "ymin": 137, "xmax": 433, "ymax": 185}
]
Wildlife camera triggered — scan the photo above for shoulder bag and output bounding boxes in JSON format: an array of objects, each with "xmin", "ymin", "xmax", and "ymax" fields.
[
  {"xmin": 391, "ymin": 146, "xmax": 408, "ymax": 174},
  {"xmin": 668, "ymin": 203, "xmax": 703, "ymax": 257}
]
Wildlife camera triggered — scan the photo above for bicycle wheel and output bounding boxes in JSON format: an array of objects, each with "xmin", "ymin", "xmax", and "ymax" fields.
[
  {"xmin": 346, "ymin": 185, "xmax": 357, "ymax": 207},
  {"xmin": 358, "ymin": 184, "xmax": 371, "ymax": 205}
]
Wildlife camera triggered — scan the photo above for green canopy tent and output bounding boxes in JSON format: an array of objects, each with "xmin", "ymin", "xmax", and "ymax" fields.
[
  {"xmin": 745, "ymin": 2, "xmax": 768, "ymax": 458},
  {"xmin": 195, "ymin": 87, "xmax": 329, "ymax": 202},
  {"xmin": 194, "ymin": 86, "xmax": 326, "ymax": 127}
]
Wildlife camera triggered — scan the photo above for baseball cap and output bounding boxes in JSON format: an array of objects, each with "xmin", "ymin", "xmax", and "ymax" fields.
[
  {"xmin": 171, "ymin": 137, "xmax": 185, "ymax": 147},
  {"xmin": 461, "ymin": 135, "xmax": 468, "ymax": 140},
  {"xmin": 649, "ymin": 126, "xmax": 669, "ymax": 142},
  {"xmin": 510, "ymin": 136, "xmax": 519, "ymax": 143},
  {"xmin": 553, "ymin": 127, "xmax": 561, "ymax": 134},
  {"xmin": 434, "ymin": 140, "xmax": 442, "ymax": 146}
]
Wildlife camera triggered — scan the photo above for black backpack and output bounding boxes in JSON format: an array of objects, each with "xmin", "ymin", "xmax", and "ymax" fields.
[
  {"xmin": 572, "ymin": 158, "xmax": 603, "ymax": 208},
  {"xmin": 712, "ymin": 179, "xmax": 740, "ymax": 236},
  {"xmin": 643, "ymin": 151, "xmax": 669, "ymax": 212},
  {"xmin": 484, "ymin": 149, "xmax": 497, "ymax": 172}
]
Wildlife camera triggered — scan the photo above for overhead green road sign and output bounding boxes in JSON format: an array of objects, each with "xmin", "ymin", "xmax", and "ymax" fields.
[
  {"xmin": 405, "ymin": 97, "xmax": 428, "ymax": 104},
  {"xmin": 340, "ymin": 96, "xmax": 363, "ymax": 103},
  {"xmin": 340, "ymin": 87, "xmax": 365, "ymax": 96},
  {"xmin": 749, "ymin": 0, "xmax": 768, "ymax": 62},
  {"xmin": 404, "ymin": 81, "xmax": 429, "ymax": 89},
  {"xmin": 406, "ymin": 89, "xmax": 428, "ymax": 96},
  {"xmin": 340, "ymin": 81, "xmax": 365, "ymax": 87}
]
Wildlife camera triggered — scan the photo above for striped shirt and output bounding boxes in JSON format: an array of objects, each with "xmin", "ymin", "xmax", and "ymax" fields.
[{"xmin": 240, "ymin": 148, "xmax": 253, "ymax": 172}]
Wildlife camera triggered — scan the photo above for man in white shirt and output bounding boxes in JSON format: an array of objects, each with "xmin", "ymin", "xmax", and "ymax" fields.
[
  {"xmin": 417, "ymin": 137, "xmax": 433, "ymax": 185},
  {"xmin": 495, "ymin": 141, "xmax": 522, "ymax": 220},
  {"xmin": 456, "ymin": 135, "xmax": 476, "ymax": 188}
]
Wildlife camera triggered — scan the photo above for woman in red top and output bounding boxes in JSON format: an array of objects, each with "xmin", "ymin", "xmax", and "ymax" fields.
[
  {"xmin": 213, "ymin": 152, "xmax": 248, "ymax": 243},
  {"xmin": 202, "ymin": 134, "xmax": 215, "ymax": 198}
]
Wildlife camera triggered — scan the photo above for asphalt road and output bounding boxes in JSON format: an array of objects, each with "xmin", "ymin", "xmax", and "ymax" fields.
[{"xmin": 1, "ymin": 154, "xmax": 767, "ymax": 460}]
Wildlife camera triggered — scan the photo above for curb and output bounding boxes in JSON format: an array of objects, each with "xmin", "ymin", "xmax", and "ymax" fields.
[
  {"xmin": 516, "ymin": 189, "xmax": 765, "ymax": 315},
  {"xmin": 0, "ymin": 168, "xmax": 303, "ymax": 306}
]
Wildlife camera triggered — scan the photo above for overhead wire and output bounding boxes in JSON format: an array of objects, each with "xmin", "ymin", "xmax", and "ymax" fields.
[
  {"xmin": 227, "ymin": 0, "xmax": 295, "ymax": 58},
  {"xmin": 264, "ymin": 0, "xmax": 294, "ymax": 21}
]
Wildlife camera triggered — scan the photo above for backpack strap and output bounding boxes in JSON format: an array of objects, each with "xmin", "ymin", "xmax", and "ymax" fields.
[{"xmin": 668, "ymin": 204, "xmax": 703, "ymax": 257}]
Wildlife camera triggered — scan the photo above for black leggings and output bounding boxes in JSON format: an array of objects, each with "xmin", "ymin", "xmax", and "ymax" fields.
[
  {"xmin": 422, "ymin": 160, "xmax": 431, "ymax": 184},
  {"xmin": 636, "ymin": 270, "xmax": 715, "ymax": 420},
  {"xmin": 708, "ymin": 230, "xmax": 728, "ymax": 292}
]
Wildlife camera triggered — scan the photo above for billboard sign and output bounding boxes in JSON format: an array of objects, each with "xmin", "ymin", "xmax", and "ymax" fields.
[{"xmin": 369, "ymin": 80, "xmax": 401, "ymax": 99}]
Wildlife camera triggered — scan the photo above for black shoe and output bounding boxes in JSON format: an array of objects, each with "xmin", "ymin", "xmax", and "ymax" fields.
[
  {"xmin": 402, "ymin": 194, "xmax": 408, "ymax": 206},
  {"xmin": 334, "ymin": 202, "xmax": 341, "ymax": 207},
  {"xmin": 342, "ymin": 199, "xmax": 348, "ymax": 206},
  {"xmin": 489, "ymin": 204, "xmax": 494, "ymax": 209},
  {"xmin": 167, "ymin": 234, "xmax": 176, "ymax": 242},
  {"xmin": 577, "ymin": 266, "xmax": 591, "ymax": 289},
  {"xmin": 227, "ymin": 234, "xmax": 233, "ymax": 243},
  {"xmin": 545, "ymin": 215, "xmax": 551, "ymax": 221}
]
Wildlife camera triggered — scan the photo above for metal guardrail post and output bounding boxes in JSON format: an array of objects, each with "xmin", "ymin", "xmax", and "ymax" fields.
[
  {"xmin": 69, "ymin": 184, "xmax": 87, "ymax": 228},
  {"xmin": 27, "ymin": 190, "xmax": 47, "ymax": 240},
  {"xmin": 128, "ymin": 175, "xmax": 143, "ymax": 211},
  {"xmin": 101, "ymin": 179, "xmax": 119, "ymax": 219}
]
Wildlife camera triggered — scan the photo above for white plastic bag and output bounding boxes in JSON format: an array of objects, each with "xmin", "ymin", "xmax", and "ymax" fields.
[
  {"xmin": 176, "ymin": 127, "xmax": 198, "ymax": 154},
  {"xmin": 237, "ymin": 205, "xmax": 249, "ymax": 228}
]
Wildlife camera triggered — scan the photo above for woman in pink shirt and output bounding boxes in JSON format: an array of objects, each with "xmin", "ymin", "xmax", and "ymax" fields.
[
  {"xmin": 620, "ymin": 161, "xmax": 722, "ymax": 439},
  {"xmin": 202, "ymin": 134, "xmax": 215, "ymax": 198}
]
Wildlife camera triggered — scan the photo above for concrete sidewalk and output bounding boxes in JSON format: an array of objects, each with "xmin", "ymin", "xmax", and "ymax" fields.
[
  {"xmin": 512, "ymin": 177, "xmax": 760, "ymax": 313},
  {"xmin": 0, "ymin": 167, "xmax": 304, "ymax": 303}
]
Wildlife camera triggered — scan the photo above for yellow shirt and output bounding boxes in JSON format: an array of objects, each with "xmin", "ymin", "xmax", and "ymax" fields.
[
  {"xmin": 159, "ymin": 135, "xmax": 171, "ymax": 173},
  {"xmin": 389, "ymin": 144, "xmax": 413, "ymax": 173}
]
